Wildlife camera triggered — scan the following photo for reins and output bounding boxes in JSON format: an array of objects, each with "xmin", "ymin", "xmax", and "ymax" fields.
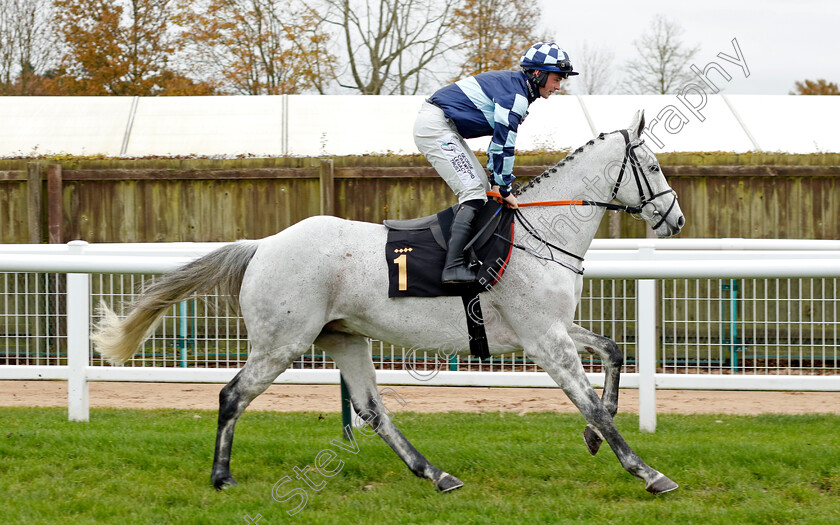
[
  {"xmin": 486, "ymin": 131, "xmax": 675, "ymax": 217},
  {"xmin": 487, "ymin": 130, "xmax": 678, "ymax": 274},
  {"xmin": 485, "ymin": 191, "xmax": 643, "ymax": 214}
]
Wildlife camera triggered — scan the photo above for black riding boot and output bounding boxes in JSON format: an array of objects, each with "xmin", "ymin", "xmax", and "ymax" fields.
[{"xmin": 442, "ymin": 200, "xmax": 481, "ymax": 284}]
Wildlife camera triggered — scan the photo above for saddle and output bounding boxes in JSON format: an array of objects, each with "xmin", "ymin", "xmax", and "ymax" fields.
[{"xmin": 384, "ymin": 200, "xmax": 516, "ymax": 360}]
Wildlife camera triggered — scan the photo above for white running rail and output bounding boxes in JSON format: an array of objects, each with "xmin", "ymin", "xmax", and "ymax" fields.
[{"xmin": 1, "ymin": 238, "xmax": 839, "ymax": 432}]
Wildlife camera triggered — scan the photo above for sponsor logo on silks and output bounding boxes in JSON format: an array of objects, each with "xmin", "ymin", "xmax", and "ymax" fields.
[{"xmin": 440, "ymin": 141, "xmax": 458, "ymax": 152}]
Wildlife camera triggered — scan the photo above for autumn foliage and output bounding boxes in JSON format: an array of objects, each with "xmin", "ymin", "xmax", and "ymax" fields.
[
  {"xmin": 0, "ymin": 0, "xmax": 569, "ymax": 96},
  {"xmin": 50, "ymin": 0, "xmax": 215, "ymax": 95},
  {"xmin": 451, "ymin": 0, "xmax": 541, "ymax": 77},
  {"xmin": 449, "ymin": 0, "xmax": 568, "ymax": 93},
  {"xmin": 790, "ymin": 79, "xmax": 839, "ymax": 95},
  {"xmin": 177, "ymin": 0, "xmax": 331, "ymax": 95}
]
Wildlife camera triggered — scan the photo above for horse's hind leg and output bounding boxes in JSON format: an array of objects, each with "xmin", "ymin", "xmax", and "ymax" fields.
[
  {"xmin": 319, "ymin": 333, "xmax": 463, "ymax": 492},
  {"xmin": 569, "ymin": 323, "xmax": 623, "ymax": 456},
  {"xmin": 211, "ymin": 346, "xmax": 302, "ymax": 489},
  {"xmin": 530, "ymin": 327, "xmax": 678, "ymax": 494}
]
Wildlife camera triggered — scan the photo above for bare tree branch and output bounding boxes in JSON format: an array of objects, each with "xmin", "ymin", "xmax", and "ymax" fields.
[
  {"xmin": 315, "ymin": 0, "xmax": 460, "ymax": 95},
  {"xmin": 571, "ymin": 41, "xmax": 615, "ymax": 95},
  {"xmin": 0, "ymin": 0, "xmax": 59, "ymax": 94},
  {"xmin": 623, "ymin": 15, "xmax": 699, "ymax": 94}
]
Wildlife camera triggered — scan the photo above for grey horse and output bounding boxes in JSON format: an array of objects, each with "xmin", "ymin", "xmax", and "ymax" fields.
[{"xmin": 92, "ymin": 111, "xmax": 684, "ymax": 495}]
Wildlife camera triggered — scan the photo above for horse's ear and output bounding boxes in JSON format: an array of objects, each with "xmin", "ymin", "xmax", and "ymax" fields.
[{"xmin": 629, "ymin": 110, "xmax": 645, "ymax": 139}]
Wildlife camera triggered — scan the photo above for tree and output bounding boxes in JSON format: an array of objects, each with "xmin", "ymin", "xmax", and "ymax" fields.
[
  {"xmin": 0, "ymin": 1, "xmax": 20, "ymax": 92},
  {"xmin": 52, "ymin": 0, "xmax": 214, "ymax": 95},
  {"xmin": 790, "ymin": 79, "xmax": 839, "ymax": 95},
  {"xmin": 450, "ymin": 0, "xmax": 542, "ymax": 78},
  {"xmin": 623, "ymin": 15, "xmax": 699, "ymax": 94},
  {"xmin": 315, "ymin": 0, "xmax": 460, "ymax": 95},
  {"xmin": 571, "ymin": 42, "xmax": 615, "ymax": 95},
  {"xmin": 0, "ymin": 0, "xmax": 58, "ymax": 95},
  {"xmin": 177, "ymin": 0, "xmax": 331, "ymax": 95}
]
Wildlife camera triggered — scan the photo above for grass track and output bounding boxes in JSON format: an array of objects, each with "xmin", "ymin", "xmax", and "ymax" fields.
[{"xmin": 1, "ymin": 408, "xmax": 839, "ymax": 524}]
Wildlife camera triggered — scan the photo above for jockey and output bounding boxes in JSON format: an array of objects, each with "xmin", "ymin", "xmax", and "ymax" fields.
[{"xmin": 414, "ymin": 42, "xmax": 578, "ymax": 284}]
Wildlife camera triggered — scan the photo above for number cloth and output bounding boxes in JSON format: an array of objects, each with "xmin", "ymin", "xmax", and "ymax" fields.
[{"xmin": 385, "ymin": 202, "xmax": 515, "ymax": 298}]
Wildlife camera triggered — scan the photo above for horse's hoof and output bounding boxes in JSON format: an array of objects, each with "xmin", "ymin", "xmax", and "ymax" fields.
[
  {"xmin": 213, "ymin": 475, "xmax": 238, "ymax": 490},
  {"xmin": 435, "ymin": 472, "xmax": 464, "ymax": 492},
  {"xmin": 583, "ymin": 425, "xmax": 603, "ymax": 456},
  {"xmin": 645, "ymin": 473, "xmax": 679, "ymax": 494}
]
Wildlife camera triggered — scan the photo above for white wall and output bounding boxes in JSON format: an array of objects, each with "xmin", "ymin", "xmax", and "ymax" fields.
[{"xmin": 2, "ymin": 94, "xmax": 837, "ymax": 157}]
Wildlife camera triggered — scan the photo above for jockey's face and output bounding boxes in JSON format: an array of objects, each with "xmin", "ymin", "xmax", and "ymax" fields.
[{"xmin": 539, "ymin": 72, "xmax": 564, "ymax": 98}]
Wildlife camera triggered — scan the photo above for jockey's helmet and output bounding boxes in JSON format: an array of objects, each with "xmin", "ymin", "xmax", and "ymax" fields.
[{"xmin": 520, "ymin": 42, "xmax": 579, "ymax": 86}]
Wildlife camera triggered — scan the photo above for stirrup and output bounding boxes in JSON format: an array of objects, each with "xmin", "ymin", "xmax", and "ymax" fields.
[{"xmin": 442, "ymin": 264, "xmax": 477, "ymax": 284}]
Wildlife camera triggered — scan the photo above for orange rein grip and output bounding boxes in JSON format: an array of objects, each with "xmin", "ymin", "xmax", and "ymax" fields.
[
  {"xmin": 487, "ymin": 190, "xmax": 504, "ymax": 204},
  {"xmin": 486, "ymin": 191, "xmax": 585, "ymax": 207}
]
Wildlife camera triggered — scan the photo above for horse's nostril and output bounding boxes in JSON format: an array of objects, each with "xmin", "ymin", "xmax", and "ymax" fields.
[{"xmin": 677, "ymin": 216, "xmax": 685, "ymax": 228}]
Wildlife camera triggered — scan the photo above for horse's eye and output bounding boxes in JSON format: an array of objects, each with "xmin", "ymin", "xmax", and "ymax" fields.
[{"xmin": 649, "ymin": 165, "xmax": 660, "ymax": 172}]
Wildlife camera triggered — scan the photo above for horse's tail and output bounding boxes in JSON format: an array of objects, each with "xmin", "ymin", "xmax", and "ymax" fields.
[{"xmin": 92, "ymin": 240, "xmax": 260, "ymax": 366}]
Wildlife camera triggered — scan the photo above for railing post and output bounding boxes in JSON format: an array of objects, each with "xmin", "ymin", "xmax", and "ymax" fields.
[
  {"xmin": 67, "ymin": 240, "xmax": 90, "ymax": 422},
  {"xmin": 637, "ymin": 278, "xmax": 657, "ymax": 432}
]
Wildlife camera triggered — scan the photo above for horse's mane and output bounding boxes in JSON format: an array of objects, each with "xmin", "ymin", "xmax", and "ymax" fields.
[{"xmin": 514, "ymin": 132, "xmax": 612, "ymax": 197}]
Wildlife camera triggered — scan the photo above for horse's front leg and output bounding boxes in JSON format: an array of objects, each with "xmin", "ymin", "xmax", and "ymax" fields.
[
  {"xmin": 529, "ymin": 324, "xmax": 678, "ymax": 494},
  {"xmin": 569, "ymin": 323, "xmax": 623, "ymax": 455}
]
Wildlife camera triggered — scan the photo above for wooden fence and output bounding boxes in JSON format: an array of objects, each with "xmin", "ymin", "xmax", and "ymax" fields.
[{"xmin": 1, "ymin": 156, "xmax": 839, "ymax": 244}]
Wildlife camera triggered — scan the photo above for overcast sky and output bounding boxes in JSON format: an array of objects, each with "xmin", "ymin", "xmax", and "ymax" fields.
[{"xmin": 540, "ymin": 0, "xmax": 839, "ymax": 94}]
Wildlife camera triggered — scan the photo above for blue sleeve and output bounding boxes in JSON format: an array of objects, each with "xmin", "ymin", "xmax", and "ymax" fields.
[{"xmin": 487, "ymin": 92, "xmax": 529, "ymax": 196}]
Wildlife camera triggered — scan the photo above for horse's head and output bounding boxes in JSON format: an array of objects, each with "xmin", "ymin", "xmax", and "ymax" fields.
[{"xmin": 610, "ymin": 111, "xmax": 685, "ymax": 237}]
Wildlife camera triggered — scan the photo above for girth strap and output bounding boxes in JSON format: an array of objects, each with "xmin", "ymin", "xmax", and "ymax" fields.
[{"xmin": 461, "ymin": 293, "xmax": 490, "ymax": 361}]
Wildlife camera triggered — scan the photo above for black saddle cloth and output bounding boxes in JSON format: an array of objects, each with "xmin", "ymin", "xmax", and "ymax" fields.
[{"xmin": 384, "ymin": 200, "xmax": 515, "ymax": 298}]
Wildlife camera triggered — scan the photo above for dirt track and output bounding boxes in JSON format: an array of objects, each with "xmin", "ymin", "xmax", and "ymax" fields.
[{"xmin": 2, "ymin": 381, "xmax": 839, "ymax": 415}]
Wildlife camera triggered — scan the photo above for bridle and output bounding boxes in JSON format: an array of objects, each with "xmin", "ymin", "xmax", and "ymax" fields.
[
  {"xmin": 494, "ymin": 130, "xmax": 678, "ymax": 275},
  {"xmin": 611, "ymin": 130, "xmax": 678, "ymax": 231}
]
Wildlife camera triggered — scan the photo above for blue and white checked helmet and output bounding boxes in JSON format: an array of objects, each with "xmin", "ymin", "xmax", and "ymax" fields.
[{"xmin": 520, "ymin": 42, "xmax": 578, "ymax": 77}]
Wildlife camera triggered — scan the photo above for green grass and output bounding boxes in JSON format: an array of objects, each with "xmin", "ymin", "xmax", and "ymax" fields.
[{"xmin": 1, "ymin": 408, "xmax": 839, "ymax": 524}]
